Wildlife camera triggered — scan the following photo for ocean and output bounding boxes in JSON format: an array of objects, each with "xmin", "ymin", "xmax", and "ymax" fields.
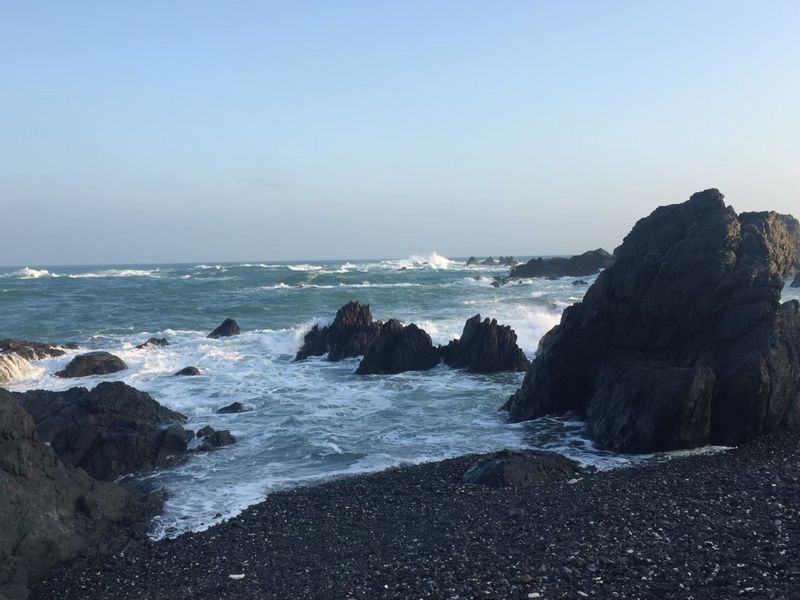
[{"xmin": 4, "ymin": 254, "xmax": 795, "ymax": 539}]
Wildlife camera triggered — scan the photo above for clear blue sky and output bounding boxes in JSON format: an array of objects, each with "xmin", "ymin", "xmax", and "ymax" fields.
[{"xmin": 1, "ymin": 0, "xmax": 798, "ymax": 265}]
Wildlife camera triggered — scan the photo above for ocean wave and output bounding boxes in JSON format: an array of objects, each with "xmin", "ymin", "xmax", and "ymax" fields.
[
  {"xmin": 67, "ymin": 268, "xmax": 161, "ymax": 279},
  {"xmin": 287, "ymin": 264, "xmax": 323, "ymax": 272},
  {"xmin": 3, "ymin": 267, "xmax": 55, "ymax": 279},
  {"xmin": 381, "ymin": 252, "xmax": 455, "ymax": 270}
]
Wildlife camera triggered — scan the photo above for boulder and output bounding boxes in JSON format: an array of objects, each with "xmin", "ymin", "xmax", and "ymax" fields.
[
  {"xmin": 195, "ymin": 426, "xmax": 235, "ymax": 451},
  {"xmin": 509, "ymin": 249, "xmax": 613, "ymax": 278},
  {"xmin": 295, "ymin": 301, "xmax": 383, "ymax": 361},
  {"xmin": 440, "ymin": 315, "xmax": 529, "ymax": 373},
  {"xmin": 466, "ymin": 256, "xmax": 480, "ymax": 266},
  {"xmin": 462, "ymin": 449, "xmax": 582, "ymax": 488},
  {"xmin": 136, "ymin": 338, "xmax": 169, "ymax": 349},
  {"xmin": 356, "ymin": 320, "xmax": 440, "ymax": 375},
  {"xmin": 174, "ymin": 366, "xmax": 200, "ymax": 376},
  {"xmin": 216, "ymin": 401, "xmax": 248, "ymax": 414},
  {"xmin": 0, "ymin": 389, "xmax": 157, "ymax": 599},
  {"xmin": 55, "ymin": 351, "xmax": 128, "ymax": 378},
  {"xmin": 208, "ymin": 318, "xmax": 240, "ymax": 339},
  {"xmin": 14, "ymin": 381, "xmax": 189, "ymax": 481},
  {"xmin": 505, "ymin": 189, "xmax": 800, "ymax": 451}
]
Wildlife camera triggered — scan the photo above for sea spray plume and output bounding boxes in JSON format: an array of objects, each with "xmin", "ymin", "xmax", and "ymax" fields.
[{"xmin": 505, "ymin": 188, "xmax": 800, "ymax": 452}]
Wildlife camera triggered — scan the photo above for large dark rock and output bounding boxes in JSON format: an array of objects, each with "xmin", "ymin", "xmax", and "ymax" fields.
[
  {"xmin": 174, "ymin": 366, "xmax": 200, "ymax": 376},
  {"xmin": 216, "ymin": 401, "xmax": 248, "ymax": 414},
  {"xmin": 440, "ymin": 315, "xmax": 529, "ymax": 373},
  {"xmin": 208, "ymin": 319, "xmax": 240, "ymax": 339},
  {"xmin": 356, "ymin": 320, "xmax": 440, "ymax": 375},
  {"xmin": 0, "ymin": 389, "xmax": 156, "ymax": 599},
  {"xmin": 505, "ymin": 189, "xmax": 800, "ymax": 452},
  {"xmin": 55, "ymin": 352, "xmax": 128, "ymax": 378},
  {"xmin": 466, "ymin": 256, "xmax": 480, "ymax": 266},
  {"xmin": 196, "ymin": 427, "xmax": 236, "ymax": 451},
  {"xmin": 14, "ymin": 381, "xmax": 189, "ymax": 481},
  {"xmin": 295, "ymin": 301, "xmax": 383, "ymax": 361},
  {"xmin": 462, "ymin": 449, "xmax": 582, "ymax": 488},
  {"xmin": 509, "ymin": 248, "xmax": 613, "ymax": 278}
]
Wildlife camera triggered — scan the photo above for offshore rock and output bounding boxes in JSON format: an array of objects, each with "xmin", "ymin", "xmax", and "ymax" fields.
[
  {"xmin": 174, "ymin": 366, "xmax": 200, "ymax": 376},
  {"xmin": 136, "ymin": 338, "xmax": 169, "ymax": 349},
  {"xmin": 441, "ymin": 315, "xmax": 529, "ymax": 373},
  {"xmin": 295, "ymin": 301, "xmax": 383, "ymax": 361},
  {"xmin": 356, "ymin": 320, "xmax": 440, "ymax": 375},
  {"xmin": 509, "ymin": 249, "xmax": 613, "ymax": 278},
  {"xmin": 506, "ymin": 189, "xmax": 800, "ymax": 452},
  {"xmin": 55, "ymin": 351, "xmax": 128, "ymax": 378},
  {"xmin": 208, "ymin": 319, "xmax": 240, "ymax": 339}
]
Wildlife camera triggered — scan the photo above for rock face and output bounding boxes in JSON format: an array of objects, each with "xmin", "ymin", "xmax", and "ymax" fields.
[
  {"xmin": 506, "ymin": 189, "xmax": 800, "ymax": 452},
  {"xmin": 509, "ymin": 249, "xmax": 613, "ymax": 278},
  {"xmin": 441, "ymin": 315, "xmax": 529, "ymax": 373},
  {"xmin": 208, "ymin": 319, "xmax": 240, "ymax": 339},
  {"xmin": 136, "ymin": 338, "xmax": 169, "ymax": 349},
  {"xmin": 0, "ymin": 389, "xmax": 155, "ymax": 600},
  {"xmin": 0, "ymin": 340, "xmax": 68, "ymax": 385},
  {"xmin": 356, "ymin": 320, "xmax": 440, "ymax": 375},
  {"xmin": 174, "ymin": 366, "xmax": 200, "ymax": 376},
  {"xmin": 295, "ymin": 301, "xmax": 383, "ymax": 361},
  {"xmin": 55, "ymin": 352, "xmax": 128, "ymax": 378},
  {"xmin": 462, "ymin": 449, "xmax": 582, "ymax": 488},
  {"xmin": 14, "ymin": 382, "xmax": 189, "ymax": 481}
]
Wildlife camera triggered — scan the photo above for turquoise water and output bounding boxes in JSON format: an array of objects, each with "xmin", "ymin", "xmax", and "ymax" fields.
[{"xmin": 6, "ymin": 254, "xmax": 775, "ymax": 538}]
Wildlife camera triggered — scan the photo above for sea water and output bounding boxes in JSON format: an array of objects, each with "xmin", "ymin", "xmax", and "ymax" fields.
[{"xmin": 3, "ymin": 255, "xmax": 796, "ymax": 538}]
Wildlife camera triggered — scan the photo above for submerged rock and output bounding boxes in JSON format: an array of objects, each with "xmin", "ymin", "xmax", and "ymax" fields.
[
  {"xmin": 506, "ymin": 189, "xmax": 800, "ymax": 452},
  {"xmin": 136, "ymin": 337, "xmax": 169, "ymax": 349},
  {"xmin": 295, "ymin": 301, "xmax": 383, "ymax": 361},
  {"xmin": 356, "ymin": 320, "xmax": 440, "ymax": 375},
  {"xmin": 463, "ymin": 449, "xmax": 582, "ymax": 488},
  {"xmin": 509, "ymin": 249, "xmax": 613, "ymax": 279},
  {"xmin": 194, "ymin": 426, "xmax": 235, "ymax": 451},
  {"xmin": 174, "ymin": 366, "xmax": 200, "ymax": 376},
  {"xmin": 216, "ymin": 401, "xmax": 248, "ymax": 414},
  {"xmin": 55, "ymin": 351, "xmax": 128, "ymax": 378},
  {"xmin": 572, "ymin": 279, "xmax": 588, "ymax": 286},
  {"xmin": 208, "ymin": 319, "xmax": 240, "ymax": 339},
  {"xmin": 0, "ymin": 389, "xmax": 157, "ymax": 599},
  {"xmin": 14, "ymin": 381, "xmax": 189, "ymax": 480},
  {"xmin": 441, "ymin": 315, "xmax": 529, "ymax": 373}
]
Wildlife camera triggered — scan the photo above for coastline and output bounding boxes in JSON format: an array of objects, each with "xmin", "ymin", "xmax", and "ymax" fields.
[{"xmin": 34, "ymin": 431, "xmax": 798, "ymax": 600}]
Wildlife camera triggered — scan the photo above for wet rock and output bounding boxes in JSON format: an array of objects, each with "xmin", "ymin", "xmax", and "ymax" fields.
[
  {"xmin": 481, "ymin": 256, "xmax": 497, "ymax": 266},
  {"xmin": 463, "ymin": 449, "xmax": 582, "ymax": 487},
  {"xmin": 440, "ymin": 315, "xmax": 529, "ymax": 373},
  {"xmin": 208, "ymin": 319, "xmax": 240, "ymax": 339},
  {"xmin": 499, "ymin": 256, "xmax": 519, "ymax": 267},
  {"xmin": 356, "ymin": 320, "xmax": 440, "ymax": 375},
  {"xmin": 216, "ymin": 402, "xmax": 248, "ymax": 414},
  {"xmin": 466, "ymin": 256, "xmax": 480, "ymax": 266},
  {"xmin": 55, "ymin": 351, "xmax": 128, "ymax": 378},
  {"xmin": 14, "ymin": 381, "xmax": 189, "ymax": 480},
  {"xmin": 572, "ymin": 279, "xmax": 588, "ymax": 286},
  {"xmin": 0, "ymin": 339, "xmax": 68, "ymax": 385},
  {"xmin": 295, "ymin": 301, "xmax": 383, "ymax": 361},
  {"xmin": 509, "ymin": 249, "xmax": 613, "ymax": 278},
  {"xmin": 506, "ymin": 189, "xmax": 800, "ymax": 451},
  {"xmin": 194, "ymin": 426, "xmax": 235, "ymax": 450},
  {"xmin": 174, "ymin": 366, "xmax": 200, "ymax": 376},
  {"xmin": 136, "ymin": 338, "xmax": 169, "ymax": 349}
]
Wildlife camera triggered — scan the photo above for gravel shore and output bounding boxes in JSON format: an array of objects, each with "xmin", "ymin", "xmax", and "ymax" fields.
[{"xmin": 33, "ymin": 432, "xmax": 800, "ymax": 600}]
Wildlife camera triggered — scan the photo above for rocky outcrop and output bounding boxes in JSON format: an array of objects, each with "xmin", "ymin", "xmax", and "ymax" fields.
[
  {"xmin": 441, "ymin": 315, "xmax": 529, "ymax": 373},
  {"xmin": 208, "ymin": 319, "xmax": 240, "ymax": 339},
  {"xmin": 136, "ymin": 338, "xmax": 169, "ymax": 349},
  {"xmin": 356, "ymin": 320, "xmax": 440, "ymax": 375},
  {"xmin": 55, "ymin": 352, "xmax": 128, "ymax": 378},
  {"xmin": 499, "ymin": 256, "xmax": 519, "ymax": 267},
  {"xmin": 509, "ymin": 249, "xmax": 613, "ymax": 279},
  {"xmin": 295, "ymin": 301, "xmax": 383, "ymax": 361},
  {"xmin": 0, "ymin": 340, "xmax": 69, "ymax": 385},
  {"xmin": 466, "ymin": 256, "xmax": 480, "ymax": 266},
  {"xmin": 195, "ymin": 426, "xmax": 235, "ymax": 451},
  {"xmin": 505, "ymin": 189, "xmax": 800, "ymax": 452},
  {"xmin": 217, "ymin": 401, "xmax": 248, "ymax": 414},
  {"xmin": 0, "ymin": 389, "xmax": 157, "ymax": 600},
  {"xmin": 14, "ymin": 382, "xmax": 189, "ymax": 481},
  {"xmin": 174, "ymin": 366, "xmax": 200, "ymax": 376},
  {"xmin": 481, "ymin": 257, "xmax": 496, "ymax": 266},
  {"xmin": 462, "ymin": 449, "xmax": 582, "ymax": 488}
]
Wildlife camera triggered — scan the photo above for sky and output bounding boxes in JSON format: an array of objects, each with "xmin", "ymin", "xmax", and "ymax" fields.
[{"xmin": 1, "ymin": 0, "xmax": 799, "ymax": 266}]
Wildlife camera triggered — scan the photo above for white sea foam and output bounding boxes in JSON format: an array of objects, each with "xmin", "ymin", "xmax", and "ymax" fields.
[
  {"xmin": 5, "ymin": 267, "xmax": 55, "ymax": 279},
  {"xmin": 67, "ymin": 268, "xmax": 161, "ymax": 279},
  {"xmin": 287, "ymin": 264, "xmax": 323, "ymax": 272},
  {"xmin": 0, "ymin": 353, "xmax": 34, "ymax": 384}
]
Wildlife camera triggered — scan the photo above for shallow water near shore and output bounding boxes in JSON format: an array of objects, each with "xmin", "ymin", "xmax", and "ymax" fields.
[{"xmin": 2, "ymin": 256, "xmax": 798, "ymax": 538}]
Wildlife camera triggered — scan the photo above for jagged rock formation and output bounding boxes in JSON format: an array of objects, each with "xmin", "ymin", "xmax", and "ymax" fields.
[
  {"xmin": 466, "ymin": 256, "xmax": 480, "ymax": 266},
  {"xmin": 356, "ymin": 320, "xmax": 440, "ymax": 375},
  {"xmin": 0, "ymin": 340, "xmax": 69, "ymax": 385},
  {"xmin": 509, "ymin": 249, "xmax": 613, "ymax": 279},
  {"xmin": 295, "ymin": 301, "xmax": 383, "ymax": 361},
  {"xmin": 462, "ymin": 449, "xmax": 582, "ymax": 487},
  {"xmin": 441, "ymin": 315, "xmax": 529, "ymax": 373},
  {"xmin": 55, "ymin": 351, "xmax": 128, "ymax": 378},
  {"xmin": 14, "ymin": 382, "xmax": 190, "ymax": 481},
  {"xmin": 505, "ymin": 189, "xmax": 800, "ymax": 452},
  {"xmin": 0, "ymin": 389, "xmax": 156, "ymax": 600},
  {"xmin": 208, "ymin": 319, "xmax": 240, "ymax": 339}
]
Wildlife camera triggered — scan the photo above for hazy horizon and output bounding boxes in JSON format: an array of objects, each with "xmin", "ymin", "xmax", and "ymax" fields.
[{"xmin": 2, "ymin": 1, "xmax": 798, "ymax": 266}]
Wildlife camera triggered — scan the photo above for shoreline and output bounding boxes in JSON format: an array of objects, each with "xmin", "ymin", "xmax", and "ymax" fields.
[{"xmin": 33, "ymin": 432, "xmax": 799, "ymax": 600}]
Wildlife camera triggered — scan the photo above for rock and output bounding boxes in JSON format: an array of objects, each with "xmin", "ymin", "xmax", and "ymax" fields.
[
  {"xmin": 14, "ymin": 381, "xmax": 189, "ymax": 480},
  {"xmin": 466, "ymin": 256, "xmax": 480, "ymax": 266},
  {"xmin": 174, "ymin": 366, "xmax": 200, "ymax": 376},
  {"xmin": 509, "ymin": 249, "xmax": 613, "ymax": 278},
  {"xmin": 194, "ymin": 426, "xmax": 235, "ymax": 451},
  {"xmin": 295, "ymin": 301, "xmax": 383, "ymax": 361},
  {"xmin": 499, "ymin": 256, "xmax": 519, "ymax": 267},
  {"xmin": 572, "ymin": 279, "xmax": 588, "ymax": 286},
  {"xmin": 216, "ymin": 402, "xmax": 248, "ymax": 414},
  {"xmin": 196, "ymin": 425, "xmax": 215, "ymax": 438},
  {"xmin": 0, "ymin": 340, "xmax": 68, "ymax": 385},
  {"xmin": 136, "ymin": 338, "xmax": 169, "ymax": 349},
  {"xmin": 481, "ymin": 256, "xmax": 497, "ymax": 266},
  {"xmin": 505, "ymin": 189, "xmax": 800, "ymax": 451},
  {"xmin": 462, "ymin": 449, "xmax": 582, "ymax": 487},
  {"xmin": 791, "ymin": 273, "xmax": 800, "ymax": 288},
  {"xmin": 208, "ymin": 319, "xmax": 240, "ymax": 339},
  {"xmin": 0, "ymin": 389, "xmax": 157, "ymax": 599},
  {"xmin": 55, "ymin": 351, "xmax": 128, "ymax": 378},
  {"xmin": 356, "ymin": 320, "xmax": 440, "ymax": 375},
  {"xmin": 440, "ymin": 315, "xmax": 529, "ymax": 373}
]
